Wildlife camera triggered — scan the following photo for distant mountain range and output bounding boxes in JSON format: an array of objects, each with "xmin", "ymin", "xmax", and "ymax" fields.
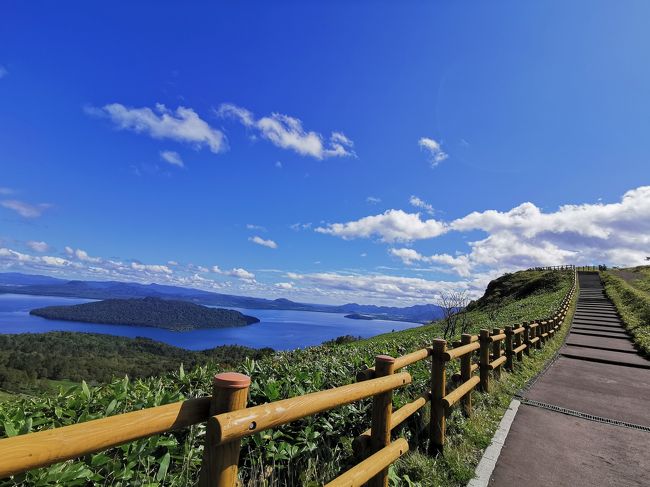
[{"xmin": 0, "ymin": 272, "xmax": 444, "ymax": 323}]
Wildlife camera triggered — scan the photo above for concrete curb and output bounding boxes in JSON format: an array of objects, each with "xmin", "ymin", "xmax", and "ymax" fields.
[{"xmin": 467, "ymin": 399, "xmax": 521, "ymax": 487}]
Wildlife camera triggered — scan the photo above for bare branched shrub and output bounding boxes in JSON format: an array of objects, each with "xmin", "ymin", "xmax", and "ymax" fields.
[{"xmin": 437, "ymin": 291, "xmax": 471, "ymax": 339}]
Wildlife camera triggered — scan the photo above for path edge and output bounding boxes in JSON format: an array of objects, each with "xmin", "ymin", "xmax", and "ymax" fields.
[{"xmin": 467, "ymin": 399, "xmax": 521, "ymax": 487}]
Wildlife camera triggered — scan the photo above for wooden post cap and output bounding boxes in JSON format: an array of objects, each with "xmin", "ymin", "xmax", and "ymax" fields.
[
  {"xmin": 375, "ymin": 355, "xmax": 396, "ymax": 364},
  {"xmin": 213, "ymin": 372, "xmax": 251, "ymax": 389}
]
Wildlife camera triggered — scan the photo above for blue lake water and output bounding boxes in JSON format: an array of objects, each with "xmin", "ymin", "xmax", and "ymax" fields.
[{"xmin": 0, "ymin": 294, "xmax": 421, "ymax": 351}]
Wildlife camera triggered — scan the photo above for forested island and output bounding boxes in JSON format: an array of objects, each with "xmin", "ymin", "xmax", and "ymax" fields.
[
  {"xmin": 344, "ymin": 313, "xmax": 374, "ymax": 320},
  {"xmin": 30, "ymin": 297, "xmax": 260, "ymax": 331}
]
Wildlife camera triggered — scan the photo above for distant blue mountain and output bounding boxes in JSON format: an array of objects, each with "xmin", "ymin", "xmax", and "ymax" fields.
[
  {"xmin": 0, "ymin": 272, "xmax": 444, "ymax": 323},
  {"xmin": 0, "ymin": 272, "xmax": 68, "ymax": 286}
]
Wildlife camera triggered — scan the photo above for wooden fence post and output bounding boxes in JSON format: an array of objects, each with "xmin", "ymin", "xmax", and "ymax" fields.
[
  {"xmin": 523, "ymin": 322, "xmax": 531, "ymax": 357},
  {"xmin": 369, "ymin": 355, "xmax": 396, "ymax": 487},
  {"xmin": 514, "ymin": 326, "xmax": 523, "ymax": 362},
  {"xmin": 430, "ymin": 339, "xmax": 447, "ymax": 456},
  {"xmin": 460, "ymin": 334, "xmax": 473, "ymax": 417},
  {"xmin": 491, "ymin": 328, "xmax": 502, "ymax": 380},
  {"xmin": 479, "ymin": 330, "xmax": 490, "ymax": 393},
  {"xmin": 199, "ymin": 372, "xmax": 251, "ymax": 487},
  {"xmin": 505, "ymin": 326, "xmax": 514, "ymax": 371}
]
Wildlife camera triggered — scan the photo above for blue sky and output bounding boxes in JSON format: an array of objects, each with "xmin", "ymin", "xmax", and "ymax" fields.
[{"xmin": 1, "ymin": 1, "xmax": 649, "ymax": 305}]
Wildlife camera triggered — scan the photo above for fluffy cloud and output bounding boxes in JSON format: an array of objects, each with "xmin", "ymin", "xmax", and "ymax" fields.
[
  {"xmin": 275, "ymin": 282, "xmax": 294, "ymax": 290},
  {"xmin": 325, "ymin": 185, "xmax": 650, "ymax": 277},
  {"xmin": 409, "ymin": 195, "xmax": 434, "ymax": 215},
  {"xmin": 419, "ymin": 137, "xmax": 448, "ymax": 167},
  {"xmin": 226, "ymin": 267, "xmax": 256, "ymax": 281},
  {"xmin": 316, "ymin": 209, "xmax": 447, "ymax": 242},
  {"xmin": 65, "ymin": 247, "xmax": 101, "ymax": 263},
  {"xmin": 160, "ymin": 150, "xmax": 184, "ymax": 167},
  {"xmin": 0, "ymin": 248, "xmax": 72, "ymax": 268},
  {"xmin": 389, "ymin": 248, "xmax": 472, "ymax": 277},
  {"xmin": 130, "ymin": 262, "xmax": 173, "ymax": 274},
  {"xmin": 0, "ymin": 245, "xmax": 268, "ymax": 296},
  {"xmin": 89, "ymin": 103, "xmax": 225, "ymax": 153},
  {"xmin": 27, "ymin": 241, "xmax": 49, "ymax": 253},
  {"xmin": 209, "ymin": 264, "xmax": 256, "ymax": 281},
  {"xmin": 249, "ymin": 236, "xmax": 278, "ymax": 249},
  {"xmin": 1, "ymin": 200, "xmax": 51, "ymax": 218},
  {"xmin": 218, "ymin": 103, "xmax": 354, "ymax": 159},
  {"xmin": 287, "ymin": 271, "xmax": 475, "ymax": 302}
]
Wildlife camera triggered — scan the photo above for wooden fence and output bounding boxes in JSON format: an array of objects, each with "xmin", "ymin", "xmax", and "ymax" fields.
[
  {"xmin": 531, "ymin": 265, "xmax": 604, "ymax": 272},
  {"xmin": 0, "ymin": 271, "xmax": 577, "ymax": 486}
]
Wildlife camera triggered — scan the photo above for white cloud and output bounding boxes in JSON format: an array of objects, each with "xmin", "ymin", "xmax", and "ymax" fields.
[
  {"xmin": 168, "ymin": 260, "xmax": 179, "ymax": 266},
  {"xmin": 409, "ymin": 195, "xmax": 434, "ymax": 215},
  {"xmin": 26, "ymin": 241, "xmax": 49, "ymax": 253},
  {"xmin": 287, "ymin": 271, "xmax": 474, "ymax": 302},
  {"xmin": 246, "ymin": 224, "xmax": 267, "ymax": 232},
  {"xmin": 209, "ymin": 264, "xmax": 256, "ymax": 281},
  {"xmin": 160, "ymin": 150, "xmax": 184, "ymax": 167},
  {"xmin": 290, "ymin": 222, "xmax": 312, "ymax": 231},
  {"xmin": 390, "ymin": 248, "xmax": 472, "ymax": 277},
  {"xmin": 41, "ymin": 256, "xmax": 69, "ymax": 266},
  {"xmin": 1, "ymin": 200, "xmax": 51, "ymax": 218},
  {"xmin": 226, "ymin": 267, "xmax": 256, "ymax": 281},
  {"xmin": 65, "ymin": 247, "xmax": 101, "ymax": 263},
  {"xmin": 130, "ymin": 262, "xmax": 173, "ymax": 274},
  {"xmin": 0, "ymin": 247, "xmax": 71, "ymax": 268},
  {"xmin": 90, "ymin": 103, "xmax": 225, "ymax": 153},
  {"xmin": 366, "ymin": 196, "xmax": 381, "ymax": 204},
  {"xmin": 324, "ymin": 185, "xmax": 650, "ymax": 277},
  {"xmin": 275, "ymin": 282, "xmax": 294, "ymax": 290},
  {"xmin": 275, "ymin": 161, "xmax": 283, "ymax": 169},
  {"xmin": 249, "ymin": 235, "xmax": 278, "ymax": 249},
  {"xmin": 316, "ymin": 209, "xmax": 447, "ymax": 242},
  {"xmin": 218, "ymin": 103, "xmax": 354, "ymax": 159},
  {"xmin": 419, "ymin": 137, "xmax": 448, "ymax": 167}
]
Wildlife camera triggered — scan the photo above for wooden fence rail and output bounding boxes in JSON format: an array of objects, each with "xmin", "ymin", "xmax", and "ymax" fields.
[{"xmin": 0, "ymin": 270, "xmax": 577, "ymax": 486}]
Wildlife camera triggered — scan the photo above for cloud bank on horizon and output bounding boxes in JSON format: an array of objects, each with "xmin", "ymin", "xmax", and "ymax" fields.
[{"xmin": 1, "ymin": 186, "xmax": 648, "ymax": 306}]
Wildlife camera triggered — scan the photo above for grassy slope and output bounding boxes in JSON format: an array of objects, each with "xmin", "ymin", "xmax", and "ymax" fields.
[
  {"xmin": 601, "ymin": 266, "xmax": 650, "ymax": 356},
  {"xmin": 0, "ymin": 270, "xmax": 573, "ymax": 487}
]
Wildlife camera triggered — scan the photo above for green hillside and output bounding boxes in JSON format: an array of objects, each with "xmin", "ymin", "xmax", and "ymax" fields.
[
  {"xmin": 0, "ymin": 269, "xmax": 574, "ymax": 487},
  {"xmin": 601, "ymin": 266, "xmax": 650, "ymax": 355}
]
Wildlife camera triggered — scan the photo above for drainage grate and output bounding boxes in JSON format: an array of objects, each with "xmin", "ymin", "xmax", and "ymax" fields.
[{"xmin": 516, "ymin": 397, "xmax": 650, "ymax": 433}]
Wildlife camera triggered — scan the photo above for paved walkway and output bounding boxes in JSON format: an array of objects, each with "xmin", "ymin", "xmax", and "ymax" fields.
[{"xmin": 488, "ymin": 272, "xmax": 650, "ymax": 486}]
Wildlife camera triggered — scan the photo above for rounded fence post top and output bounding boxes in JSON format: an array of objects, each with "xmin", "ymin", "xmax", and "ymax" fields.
[
  {"xmin": 375, "ymin": 354, "xmax": 396, "ymax": 364},
  {"xmin": 213, "ymin": 372, "xmax": 251, "ymax": 389}
]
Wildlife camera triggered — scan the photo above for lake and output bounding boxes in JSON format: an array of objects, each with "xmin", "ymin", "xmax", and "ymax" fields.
[{"xmin": 0, "ymin": 293, "xmax": 421, "ymax": 351}]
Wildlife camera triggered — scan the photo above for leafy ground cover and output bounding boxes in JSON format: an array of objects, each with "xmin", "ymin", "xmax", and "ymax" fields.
[
  {"xmin": 601, "ymin": 266, "xmax": 650, "ymax": 355},
  {"xmin": 0, "ymin": 270, "xmax": 573, "ymax": 486}
]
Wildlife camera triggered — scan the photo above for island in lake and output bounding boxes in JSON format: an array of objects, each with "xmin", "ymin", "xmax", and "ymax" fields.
[
  {"xmin": 30, "ymin": 297, "xmax": 260, "ymax": 331},
  {"xmin": 344, "ymin": 313, "xmax": 374, "ymax": 320}
]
